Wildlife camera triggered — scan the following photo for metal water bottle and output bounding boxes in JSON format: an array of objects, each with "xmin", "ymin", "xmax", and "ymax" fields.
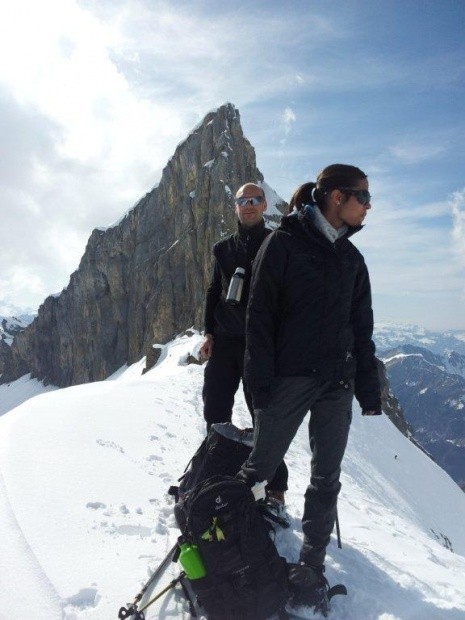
[
  {"xmin": 226, "ymin": 267, "xmax": 245, "ymax": 305},
  {"xmin": 178, "ymin": 539, "xmax": 206, "ymax": 580}
]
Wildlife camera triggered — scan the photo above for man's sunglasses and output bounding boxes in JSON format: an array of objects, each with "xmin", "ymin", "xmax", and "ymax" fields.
[
  {"xmin": 338, "ymin": 187, "xmax": 371, "ymax": 206},
  {"xmin": 235, "ymin": 195, "xmax": 265, "ymax": 207}
]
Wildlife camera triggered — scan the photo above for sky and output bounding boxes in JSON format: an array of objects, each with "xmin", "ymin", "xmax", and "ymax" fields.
[
  {"xmin": 0, "ymin": 0, "xmax": 464, "ymax": 330},
  {"xmin": 1, "ymin": 332, "xmax": 465, "ymax": 618}
]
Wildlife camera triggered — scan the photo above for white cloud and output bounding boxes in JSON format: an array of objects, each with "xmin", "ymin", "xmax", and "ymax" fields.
[
  {"xmin": 353, "ymin": 193, "xmax": 463, "ymax": 300},
  {"xmin": 282, "ymin": 107, "xmax": 296, "ymax": 136},
  {"xmin": 450, "ymin": 189, "xmax": 465, "ymax": 267},
  {"xmin": 0, "ymin": 0, "xmax": 183, "ymax": 166},
  {"xmin": 0, "ymin": 266, "xmax": 47, "ymax": 313},
  {"xmin": 389, "ymin": 141, "xmax": 447, "ymax": 165}
]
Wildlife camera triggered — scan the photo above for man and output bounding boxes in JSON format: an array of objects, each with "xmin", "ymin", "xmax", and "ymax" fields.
[{"xmin": 200, "ymin": 182, "xmax": 288, "ymax": 509}]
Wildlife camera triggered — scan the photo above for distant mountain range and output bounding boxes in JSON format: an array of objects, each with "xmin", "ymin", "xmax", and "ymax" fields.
[
  {"xmin": 375, "ymin": 323, "xmax": 465, "ymax": 491},
  {"xmin": 374, "ymin": 322, "xmax": 465, "ymax": 356},
  {"xmin": 0, "ymin": 315, "xmax": 35, "ymax": 346}
]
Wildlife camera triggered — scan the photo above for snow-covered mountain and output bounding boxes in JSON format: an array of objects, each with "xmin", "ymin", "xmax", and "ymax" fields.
[
  {"xmin": 1, "ymin": 332, "xmax": 464, "ymax": 620},
  {"xmin": 0, "ymin": 314, "xmax": 35, "ymax": 346},
  {"xmin": 374, "ymin": 322, "xmax": 465, "ymax": 357},
  {"xmin": 374, "ymin": 323, "xmax": 465, "ymax": 491},
  {"xmin": 261, "ymin": 179, "xmax": 288, "ymax": 225},
  {"xmin": 381, "ymin": 344, "xmax": 465, "ymax": 491}
]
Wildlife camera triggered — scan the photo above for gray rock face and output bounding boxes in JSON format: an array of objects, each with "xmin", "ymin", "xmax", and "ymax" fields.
[
  {"xmin": 2, "ymin": 103, "xmax": 267, "ymax": 386},
  {"xmin": 0, "ymin": 339, "xmax": 11, "ymax": 378},
  {"xmin": 0, "ymin": 315, "xmax": 34, "ymax": 379},
  {"xmin": 377, "ymin": 358, "xmax": 412, "ymax": 438}
]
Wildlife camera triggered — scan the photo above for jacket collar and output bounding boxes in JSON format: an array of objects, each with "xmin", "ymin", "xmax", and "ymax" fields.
[
  {"xmin": 281, "ymin": 210, "xmax": 362, "ymax": 248},
  {"xmin": 237, "ymin": 218, "xmax": 267, "ymax": 240},
  {"xmin": 309, "ymin": 205, "xmax": 348, "ymax": 243}
]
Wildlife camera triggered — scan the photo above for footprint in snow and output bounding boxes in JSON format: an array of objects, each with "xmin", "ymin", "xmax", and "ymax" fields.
[
  {"xmin": 156, "ymin": 522, "xmax": 168, "ymax": 534},
  {"xmin": 96, "ymin": 439, "xmax": 124, "ymax": 453},
  {"xmin": 160, "ymin": 505, "xmax": 172, "ymax": 518},
  {"xmin": 63, "ymin": 587, "xmax": 100, "ymax": 612},
  {"xmin": 147, "ymin": 454, "xmax": 163, "ymax": 462},
  {"xmin": 86, "ymin": 502, "xmax": 107, "ymax": 510}
]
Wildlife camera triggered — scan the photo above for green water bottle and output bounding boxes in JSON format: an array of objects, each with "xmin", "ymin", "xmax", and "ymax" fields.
[{"xmin": 178, "ymin": 538, "xmax": 206, "ymax": 580}]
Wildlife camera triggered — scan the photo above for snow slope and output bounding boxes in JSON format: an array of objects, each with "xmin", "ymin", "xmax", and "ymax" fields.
[
  {"xmin": 0, "ymin": 332, "xmax": 464, "ymax": 620},
  {"xmin": 0, "ymin": 374, "xmax": 58, "ymax": 417}
]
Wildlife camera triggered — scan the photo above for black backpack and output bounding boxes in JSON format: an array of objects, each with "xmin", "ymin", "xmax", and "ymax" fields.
[
  {"xmin": 176, "ymin": 422, "xmax": 254, "ymax": 499},
  {"xmin": 176, "ymin": 475, "xmax": 289, "ymax": 620}
]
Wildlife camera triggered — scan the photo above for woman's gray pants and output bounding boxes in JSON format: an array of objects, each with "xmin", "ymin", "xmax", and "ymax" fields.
[{"xmin": 238, "ymin": 376, "xmax": 353, "ymax": 567}]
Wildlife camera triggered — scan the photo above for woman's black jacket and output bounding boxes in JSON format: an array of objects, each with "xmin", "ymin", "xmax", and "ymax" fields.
[{"xmin": 244, "ymin": 211, "xmax": 381, "ymax": 413}]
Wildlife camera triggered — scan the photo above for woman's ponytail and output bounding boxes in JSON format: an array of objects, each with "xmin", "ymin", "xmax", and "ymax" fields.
[{"xmin": 288, "ymin": 182, "xmax": 318, "ymax": 213}]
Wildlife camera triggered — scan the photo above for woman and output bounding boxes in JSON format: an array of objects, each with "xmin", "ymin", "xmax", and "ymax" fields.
[{"xmin": 238, "ymin": 164, "xmax": 381, "ymax": 610}]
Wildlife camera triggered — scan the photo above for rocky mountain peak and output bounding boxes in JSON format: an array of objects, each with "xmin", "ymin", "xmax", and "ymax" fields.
[{"xmin": 2, "ymin": 103, "xmax": 277, "ymax": 387}]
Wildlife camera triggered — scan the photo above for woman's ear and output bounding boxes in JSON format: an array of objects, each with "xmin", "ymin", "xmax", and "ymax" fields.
[{"xmin": 329, "ymin": 188, "xmax": 343, "ymax": 206}]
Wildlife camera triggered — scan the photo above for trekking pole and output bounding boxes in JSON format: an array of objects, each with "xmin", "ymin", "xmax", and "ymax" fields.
[
  {"xmin": 118, "ymin": 541, "xmax": 178, "ymax": 619},
  {"xmin": 335, "ymin": 509, "xmax": 342, "ymax": 549},
  {"xmin": 139, "ymin": 571, "xmax": 187, "ymax": 614},
  {"xmin": 179, "ymin": 576, "xmax": 198, "ymax": 618},
  {"xmin": 118, "ymin": 572, "xmax": 186, "ymax": 620}
]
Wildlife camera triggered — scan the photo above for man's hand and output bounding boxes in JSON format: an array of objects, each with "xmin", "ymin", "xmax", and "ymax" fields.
[{"xmin": 200, "ymin": 334, "xmax": 214, "ymax": 361}]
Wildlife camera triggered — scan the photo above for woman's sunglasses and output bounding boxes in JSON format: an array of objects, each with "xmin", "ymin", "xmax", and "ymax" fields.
[{"xmin": 339, "ymin": 187, "xmax": 371, "ymax": 206}]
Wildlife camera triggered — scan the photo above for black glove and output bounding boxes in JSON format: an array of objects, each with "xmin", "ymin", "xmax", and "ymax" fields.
[{"xmin": 362, "ymin": 409, "xmax": 382, "ymax": 416}]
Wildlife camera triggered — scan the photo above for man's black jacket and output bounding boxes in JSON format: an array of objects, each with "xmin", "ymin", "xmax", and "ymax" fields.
[
  {"xmin": 244, "ymin": 210, "xmax": 381, "ymax": 413},
  {"xmin": 205, "ymin": 220, "xmax": 271, "ymax": 338}
]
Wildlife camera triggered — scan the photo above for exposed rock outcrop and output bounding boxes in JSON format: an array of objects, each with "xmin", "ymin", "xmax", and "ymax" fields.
[
  {"xmin": 377, "ymin": 358, "xmax": 412, "ymax": 437},
  {"xmin": 3, "ymin": 104, "xmax": 272, "ymax": 386},
  {"xmin": 0, "ymin": 315, "xmax": 34, "ymax": 379}
]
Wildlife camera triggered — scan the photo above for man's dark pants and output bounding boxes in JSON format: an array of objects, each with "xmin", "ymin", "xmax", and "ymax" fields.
[
  {"xmin": 239, "ymin": 376, "xmax": 353, "ymax": 567},
  {"xmin": 203, "ymin": 335, "xmax": 288, "ymax": 492}
]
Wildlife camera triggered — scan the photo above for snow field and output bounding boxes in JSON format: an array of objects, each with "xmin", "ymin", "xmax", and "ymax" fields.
[{"xmin": 0, "ymin": 332, "xmax": 464, "ymax": 619}]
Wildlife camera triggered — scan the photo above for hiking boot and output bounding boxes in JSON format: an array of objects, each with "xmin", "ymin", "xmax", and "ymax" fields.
[
  {"xmin": 288, "ymin": 563, "xmax": 331, "ymax": 616},
  {"xmin": 258, "ymin": 497, "xmax": 291, "ymax": 529}
]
